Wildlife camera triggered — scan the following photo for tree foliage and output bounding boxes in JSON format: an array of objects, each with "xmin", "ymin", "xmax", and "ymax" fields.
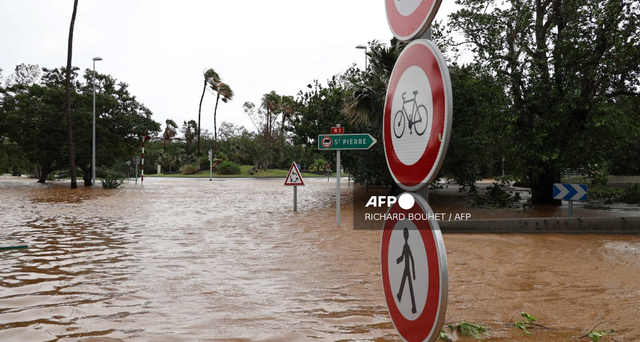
[
  {"xmin": 0, "ymin": 66, "xmax": 160, "ymax": 182},
  {"xmin": 450, "ymin": 0, "xmax": 640, "ymax": 203}
]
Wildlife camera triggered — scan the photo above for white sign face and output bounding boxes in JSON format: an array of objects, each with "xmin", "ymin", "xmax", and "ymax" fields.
[
  {"xmin": 387, "ymin": 220, "xmax": 429, "ymax": 320},
  {"xmin": 391, "ymin": 65, "xmax": 434, "ymax": 166},
  {"xmin": 395, "ymin": 0, "xmax": 422, "ymax": 16}
]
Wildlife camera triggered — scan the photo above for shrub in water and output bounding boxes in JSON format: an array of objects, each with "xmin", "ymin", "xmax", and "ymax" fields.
[
  {"xmin": 101, "ymin": 170, "xmax": 124, "ymax": 189},
  {"xmin": 217, "ymin": 161, "xmax": 241, "ymax": 175},
  {"xmin": 181, "ymin": 164, "xmax": 198, "ymax": 175}
]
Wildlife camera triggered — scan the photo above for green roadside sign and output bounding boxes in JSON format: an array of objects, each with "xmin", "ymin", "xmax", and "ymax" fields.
[{"xmin": 318, "ymin": 133, "xmax": 377, "ymax": 150}]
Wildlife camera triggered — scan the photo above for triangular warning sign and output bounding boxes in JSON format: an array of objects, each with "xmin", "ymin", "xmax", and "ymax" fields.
[{"xmin": 284, "ymin": 162, "xmax": 305, "ymax": 186}]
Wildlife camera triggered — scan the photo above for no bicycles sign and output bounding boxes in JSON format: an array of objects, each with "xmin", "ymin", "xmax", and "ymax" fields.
[
  {"xmin": 383, "ymin": 39, "xmax": 452, "ymax": 191},
  {"xmin": 381, "ymin": 192, "xmax": 448, "ymax": 342}
]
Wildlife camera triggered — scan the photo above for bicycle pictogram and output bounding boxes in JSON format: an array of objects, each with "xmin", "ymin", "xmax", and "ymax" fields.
[{"xmin": 393, "ymin": 90, "xmax": 428, "ymax": 138}]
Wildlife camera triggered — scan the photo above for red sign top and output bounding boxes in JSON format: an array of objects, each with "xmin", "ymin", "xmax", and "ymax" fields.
[
  {"xmin": 383, "ymin": 39, "xmax": 452, "ymax": 192},
  {"xmin": 385, "ymin": 0, "xmax": 442, "ymax": 42},
  {"xmin": 284, "ymin": 162, "xmax": 305, "ymax": 186},
  {"xmin": 331, "ymin": 127, "xmax": 345, "ymax": 134}
]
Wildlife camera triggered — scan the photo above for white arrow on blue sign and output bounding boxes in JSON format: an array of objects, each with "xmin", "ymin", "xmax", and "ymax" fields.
[{"xmin": 553, "ymin": 184, "xmax": 588, "ymax": 201}]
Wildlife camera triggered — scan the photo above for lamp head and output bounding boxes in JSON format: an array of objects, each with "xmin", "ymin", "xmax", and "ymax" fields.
[{"xmin": 93, "ymin": 57, "xmax": 103, "ymax": 61}]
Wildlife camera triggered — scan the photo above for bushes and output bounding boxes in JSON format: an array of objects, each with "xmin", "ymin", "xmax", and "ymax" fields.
[
  {"xmin": 101, "ymin": 170, "xmax": 124, "ymax": 189},
  {"xmin": 217, "ymin": 161, "xmax": 241, "ymax": 175},
  {"xmin": 181, "ymin": 164, "xmax": 198, "ymax": 175},
  {"xmin": 589, "ymin": 184, "xmax": 640, "ymax": 205}
]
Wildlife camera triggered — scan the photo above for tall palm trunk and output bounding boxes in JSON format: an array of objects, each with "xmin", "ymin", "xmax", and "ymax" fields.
[
  {"xmin": 213, "ymin": 93, "xmax": 220, "ymax": 157},
  {"xmin": 65, "ymin": 0, "xmax": 79, "ymax": 189},
  {"xmin": 197, "ymin": 79, "xmax": 206, "ymax": 170}
]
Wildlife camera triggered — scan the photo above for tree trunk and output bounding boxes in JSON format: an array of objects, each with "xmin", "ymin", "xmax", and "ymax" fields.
[
  {"xmin": 65, "ymin": 0, "xmax": 79, "ymax": 189},
  {"xmin": 38, "ymin": 164, "xmax": 51, "ymax": 183},
  {"xmin": 81, "ymin": 164, "xmax": 92, "ymax": 186},
  {"xmin": 197, "ymin": 79, "xmax": 206, "ymax": 170},
  {"xmin": 530, "ymin": 168, "xmax": 561, "ymax": 205},
  {"xmin": 213, "ymin": 93, "xmax": 221, "ymax": 157}
]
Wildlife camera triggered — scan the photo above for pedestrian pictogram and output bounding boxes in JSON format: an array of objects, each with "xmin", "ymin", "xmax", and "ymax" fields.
[
  {"xmin": 383, "ymin": 39, "xmax": 452, "ymax": 192},
  {"xmin": 284, "ymin": 162, "xmax": 304, "ymax": 186},
  {"xmin": 381, "ymin": 193, "xmax": 447, "ymax": 342},
  {"xmin": 396, "ymin": 228, "xmax": 417, "ymax": 314}
]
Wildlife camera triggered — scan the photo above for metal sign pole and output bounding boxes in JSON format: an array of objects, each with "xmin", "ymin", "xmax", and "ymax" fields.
[
  {"xmin": 135, "ymin": 159, "xmax": 138, "ymax": 185},
  {"xmin": 337, "ymin": 149, "xmax": 341, "ymax": 226},
  {"xmin": 294, "ymin": 186, "xmax": 297, "ymax": 212},
  {"xmin": 568, "ymin": 200, "xmax": 573, "ymax": 218}
]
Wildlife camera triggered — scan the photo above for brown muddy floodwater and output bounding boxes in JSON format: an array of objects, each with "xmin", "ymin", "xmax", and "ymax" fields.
[{"xmin": 1, "ymin": 177, "xmax": 640, "ymax": 342}]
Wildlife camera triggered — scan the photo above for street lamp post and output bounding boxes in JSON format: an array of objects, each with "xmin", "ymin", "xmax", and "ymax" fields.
[
  {"xmin": 356, "ymin": 45, "xmax": 368, "ymax": 70},
  {"xmin": 92, "ymin": 57, "xmax": 103, "ymax": 189}
]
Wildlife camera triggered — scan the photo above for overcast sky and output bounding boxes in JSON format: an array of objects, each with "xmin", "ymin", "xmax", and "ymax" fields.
[{"xmin": 0, "ymin": 0, "xmax": 461, "ymax": 135}]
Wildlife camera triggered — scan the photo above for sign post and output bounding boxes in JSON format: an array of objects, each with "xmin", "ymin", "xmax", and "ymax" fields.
[
  {"xmin": 318, "ymin": 129, "xmax": 377, "ymax": 226},
  {"xmin": 285, "ymin": 162, "xmax": 305, "ymax": 211},
  {"xmin": 381, "ymin": 1, "xmax": 451, "ymax": 340},
  {"xmin": 381, "ymin": 192, "xmax": 447, "ymax": 342},
  {"xmin": 553, "ymin": 183, "xmax": 588, "ymax": 218}
]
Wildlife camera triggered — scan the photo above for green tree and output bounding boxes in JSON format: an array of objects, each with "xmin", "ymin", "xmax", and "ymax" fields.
[
  {"xmin": 163, "ymin": 119, "xmax": 178, "ymax": 153},
  {"xmin": 449, "ymin": 0, "xmax": 640, "ymax": 203},
  {"xmin": 1, "ymin": 67, "xmax": 160, "ymax": 183},
  {"xmin": 64, "ymin": 0, "xmax": 80, "ymax": 189},
  {"xmin": 181, "ymin": 119, "xmax": 197, "ymax": 155},
  {"xmin": 197, "ymin": 68, "xmax": 220, "ymax": 170},
  {"xmin": 210, "ymin": 81, "xmax": 234, "ymax": 158}
]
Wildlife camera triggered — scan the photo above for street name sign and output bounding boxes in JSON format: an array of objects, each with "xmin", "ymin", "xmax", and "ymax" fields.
[
  {"xmin": 553, "ymin": 184, "xmax": 587, "ymax": 201},
  {"xmin": 381, "ymin": 192, "xmax": 447, "ymax": 342},
  {"xmin": 317, "ymin": 133, "xmax": 377, "ymax": 150},
  {"xmin": 383, "ymin": 39, "xmax": 452, "ymax": 191},
  {"xmin": 385, "ymin": 0, "xmax": 443, "ymax": 42},
  {"xmin": 284, "ymin": 162, "xmax": 305, "ymax": 186}
]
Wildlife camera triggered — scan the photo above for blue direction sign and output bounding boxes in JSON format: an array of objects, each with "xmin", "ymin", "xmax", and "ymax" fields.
[
  {"xmin": 553, "ymin": 184, "xmax": 588, "ymax": 201},
  {"xmin": 318, "ymin": 133, "xmax": 377, "ymax": 150}
]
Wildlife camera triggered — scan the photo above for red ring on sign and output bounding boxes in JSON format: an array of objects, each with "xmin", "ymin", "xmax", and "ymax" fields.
[
  {"xmin": 384, "ymin": 42, "xmax": 446, "ymax": 188},
  {"xmin": 381, "ymin": 201, "xmax": 442, "ymax": 342},
  {"xmin": 385, "ymin": 0, "xmax": 441, "ymax": 40},
  {"xmin": 322, "ymin": 136, "xmax": 333, "ymax": 149}
]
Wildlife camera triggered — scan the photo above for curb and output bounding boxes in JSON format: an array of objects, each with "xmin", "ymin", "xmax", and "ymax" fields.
[{"xmin": 438, "ymin": 217, "xmax": 640, "ymax": 234}]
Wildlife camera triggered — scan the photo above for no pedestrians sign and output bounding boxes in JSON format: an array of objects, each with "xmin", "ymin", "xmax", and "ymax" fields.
[{"xmin": 381, "ymin": 193, "xmax": 448, "ymax": 342}]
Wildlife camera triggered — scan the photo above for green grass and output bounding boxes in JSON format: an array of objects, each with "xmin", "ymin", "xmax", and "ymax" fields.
[{"xmin": 147, "ymin": 165, "xmax": 344, "ymax": 178}]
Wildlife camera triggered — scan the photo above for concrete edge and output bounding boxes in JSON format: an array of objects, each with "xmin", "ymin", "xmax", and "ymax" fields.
[{"xmin": 438, "ymin": 217, "xmax": 640, "ymax": 234}]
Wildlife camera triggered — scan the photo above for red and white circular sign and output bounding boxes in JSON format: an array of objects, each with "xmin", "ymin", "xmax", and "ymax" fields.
[
  {"xmin": 381, "ymin": 193, "xmax": 448, "ymax": 342},
  {"xmin": 321, "ymin": 136, "xmax": 333, "ymax": 149},
  {"xmin": 383, "ymin": 39, "xmax": 452, "ymax": 191},
  {"xmin": 385, "ymin": 0, "xmax": 443, "ymax": 41}
]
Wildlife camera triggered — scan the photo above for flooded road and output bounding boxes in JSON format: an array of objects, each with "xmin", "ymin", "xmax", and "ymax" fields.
[{"xmin": 1, "ymin": 177, "xmax": 640, "ymax": 341}]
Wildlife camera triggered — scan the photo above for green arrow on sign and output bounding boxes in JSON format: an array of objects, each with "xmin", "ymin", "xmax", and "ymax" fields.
[{"xmin": 318, "ymin": 133, "xmax": 377, "ymax": 150}]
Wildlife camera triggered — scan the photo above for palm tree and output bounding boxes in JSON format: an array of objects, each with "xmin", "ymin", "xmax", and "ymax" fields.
[
  {"xmin": 181, "ymin": 120, "xmax": 197, "ymax": 155},
  {"xmin": 64, "ymin": 0, "xmax": 80, "ymax": 189},
  {"xmin": 163, "ymin": 119, "xmax": 178, "ymax": 153},
  {"xmin": 344, "ymin": 39, "xmax": 404, "ymax": 128},
  {"xmin": 261, "ymin": 91, "xmax": 281, "ymax": 137},
  {"xmin": 197, "ymin": 68, "xmax": 220, "ymax": 170},
  {"xmin": 210, "ymin": 81, "xmax": 234, "ymax": 157}
]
